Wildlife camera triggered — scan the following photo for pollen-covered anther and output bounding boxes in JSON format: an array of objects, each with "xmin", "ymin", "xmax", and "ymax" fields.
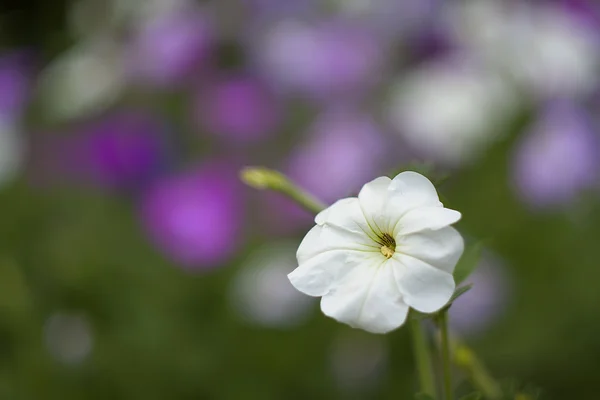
[{"xmin": 380, "ymin": 245, "xmax": 394, "ymax": 259}]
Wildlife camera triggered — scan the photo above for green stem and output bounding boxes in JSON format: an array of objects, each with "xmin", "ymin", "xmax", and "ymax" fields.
[
  {"xmin": 240, "ymin": 167, "xmax": 326, "ymax": 214},
  {"xmin": 277, "ymin": 179, "xmax": 326, "ymax": 214},
  {"xmin": 410, "ymin": 318, "xmax": 436, "ymax": 397},
  {"xmin": 438, "ymin": 312, "xmax": 453, "ymax": 400},
  {"xmin": 453, "ymin": 342, "xmax": 502, "ymax": 399}
]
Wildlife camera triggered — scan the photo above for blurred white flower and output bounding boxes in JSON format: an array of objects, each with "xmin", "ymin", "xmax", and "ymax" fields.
[
  {"xmin": 44, "ymin": 312, "xmax": 94, "ymax": 365},
  {"xmin": 446, "ymin": 0, "xmax": 600, "ymax": 99},
  {"xmin": 230, "ymin": 242, "xmax": 315, "ymax": 328},
  {"xmin": 288, "ymin": 171, "xmax": 464, "ymax": 334},
  {"xmin": 387, "ymin": 56, "xmax": 516, "ymax": 166},
  {"xmin": 38, "ymin": 37, "xmax": 125, "ymax": 121},
  {"xmin": 329, "ymin": 331, "xmax": 388, "ymax": 392}
]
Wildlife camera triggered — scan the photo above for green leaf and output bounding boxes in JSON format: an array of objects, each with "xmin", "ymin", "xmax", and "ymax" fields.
[
  {"xmin": 453, "ymin": 241, "xmax": 484, "ymax": 284},
  {"xmin": 414, "ymin": 393, "xmax": 436, "ymax": 400},
  {"xmin": 459, "ymin": 392, "xmax": 482, "ymax": 400}
]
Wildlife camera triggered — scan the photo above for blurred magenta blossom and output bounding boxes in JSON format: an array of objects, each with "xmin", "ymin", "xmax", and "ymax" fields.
[
  {"xmin": 128, "ymin": 5, "xmax": 213, "ymax": 86},
  {"xmin": 140, "ymin": 160, "xmax": 244, "ymax": 269},
  {"xmin": 512, "ymin": 100, "xmax": 600, "ymax": 208},
  {"xmin": 254, "ymin": 19, "xmax": 385, "ymax": 100},
  {"xmin": 558, "ymin": 0, "xmax": 600, "ymax": 29},
  {"xmin": 193, "ymin": 74, "xmax": 280, "ymax": 143},
  {"xmin": 54, "ymin": 111, "xmax": 171, "ymax": 190}
]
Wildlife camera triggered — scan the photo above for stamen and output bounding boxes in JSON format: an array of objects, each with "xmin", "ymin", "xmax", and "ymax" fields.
[
  {"xmin": 380, "ymin": 233, "xmax": 396, "ymax": 250},
  {"xmin": 380, "ymin": 245, "xmax": 394, "ymax": 259},
  {"xmin": 378, "ymin": 233, "xmax": 396, "ymax": 259}
]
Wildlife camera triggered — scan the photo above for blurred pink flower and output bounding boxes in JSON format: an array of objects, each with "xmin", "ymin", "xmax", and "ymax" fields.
[
  {"xmin": 139, "ymin": 160, "xmax": 245, "ymax": 269},
  {"xmin": 37, "ymin": 111, "xmax": 171, "ymax": 191},
  {"xmin": 193, "ymin": 74, "xmax": 280, "ymax": 143}
]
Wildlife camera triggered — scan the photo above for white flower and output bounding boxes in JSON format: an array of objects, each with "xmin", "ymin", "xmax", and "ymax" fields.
[
  {"xmin": 230, "ymin": 241, "xmax": 315, "ymax": 329},
  {"xmin": 446, "ymin": 0, "xmax": 600, "ymax": 99},
  {"xmin": 38, "ymin": 37, "xmax": 125, "ymax": 122},
  {"xmin": 387, "ymin": 57, "xmax": 517, "ymax": 166},
  {"xmin": 288, "ymin": 171, "xmax": 464, "ymax": 334}
]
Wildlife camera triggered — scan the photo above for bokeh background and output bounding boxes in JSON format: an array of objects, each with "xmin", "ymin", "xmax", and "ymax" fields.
[{"xmin": 0, "ymin": 0, "xmax": 599, "ymax": 398}]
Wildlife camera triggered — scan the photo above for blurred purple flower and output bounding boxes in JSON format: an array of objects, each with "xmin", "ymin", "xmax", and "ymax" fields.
[
  {"xmin": 194, "ymin": 74, "xmax": 280, "ymax": 143},
  {"xmin": 140, "ymin": 161, "xmax": 244, "ymax": 269},
  {"xmin": 128, "ymin": 7, "xmax": 213, "ymax": 86},
  {"xmin": 449, "ymin": 256, "xmax": 510, "ymax": 336},
  {"xmin": 255, "ymin": 20, "xmax": 385, "ymax": 100},
  {"xmin": 48, "ymin": 111, "xmax": 168, "ymax": 189},
  {"xmin": 0, "ymin": 52, "xmax": 32, "ymax": 121},
  {"xmin": 512, "ymin": 100, "xmax": 600, "ymax": 208},
  {"xmin": 266, "ymin": 110, "xmax": 389, "ymax": 231},
  {"xmin": 557, "ymin": 0, "xmax": 600, "ymax": 28}
]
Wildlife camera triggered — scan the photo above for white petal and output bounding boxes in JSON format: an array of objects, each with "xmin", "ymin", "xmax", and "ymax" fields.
[
  {"xmin": 321, "ymin": 260, "xmax": 410, "ymax": 334},
  {"xmin": 297, "ymin": 225, "xmax": 373, "ymax": 265},
  {"xmin": 388, "ymin": 171, "xmax": 442, "ymax": 209},
  {"xmin": 289, "ymin": 248, "xmax": 372, "ymax": 297},
  {"xmin": 314, "ymin": 197, "xmax": 379, "ymax": 246},
  {"xmin": 392, "ymin": 255, "xmax": 455, "ymax": 313},
  {"xmin": 396, "ymin": 207, "xmax": 461, "ymax": 236},
  {"xmin": 398, "ymin": 227, "xmax": 464, "ymax": 274},
  {"xmin": 357, "ymin": 176, "xmax": 392, "ymax": 234}
]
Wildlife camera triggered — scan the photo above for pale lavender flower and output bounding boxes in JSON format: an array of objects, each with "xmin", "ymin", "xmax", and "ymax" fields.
[
  {"xmin": 242, "ymin": 0, "xmax": 317, "ymax": 20},
  {"xmin": 128, "ymin": 6, "xmax": 213, "ymax": 86},
  {"xmin": 193, "ymin": 74, "xmax": 280, "ymax": 143},
  {"xmin": 449, "ymin": 255, "xmax": 510, "ymax": 336},
  {"xmin": 0, "ymin": 52, "xmax": 32, "ymax": 121},
  {"xmin": 266, "ymin": 109, "xmax": 389, "ymax": 231},
  {"xmin": 0, "ymin": 51, "xmax": 32, "ymax": 186},
  {"xmin": 254, "ymin": 20, "xmax": 385, "ymax": 100},
  {"xmin": 512, "ymin": 100, "xmax": 600, "ymax": 208},
  {"xmin": 328, "ymin": 0, "xmax": 439, "ymax": 40},
  {"xmin": 140, "ymin": 161, "xmax": 244, "ymax": 269}
]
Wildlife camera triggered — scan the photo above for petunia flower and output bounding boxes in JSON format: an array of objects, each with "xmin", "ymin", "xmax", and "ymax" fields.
[{"xmin": 288, "ymin": 171, "xmax": 464, "ymax": 334}]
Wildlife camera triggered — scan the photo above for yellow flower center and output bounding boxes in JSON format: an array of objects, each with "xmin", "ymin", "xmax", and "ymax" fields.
[{"xmin": 378, "ymin": 233, "xmax": 396, "ymax": 259}]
